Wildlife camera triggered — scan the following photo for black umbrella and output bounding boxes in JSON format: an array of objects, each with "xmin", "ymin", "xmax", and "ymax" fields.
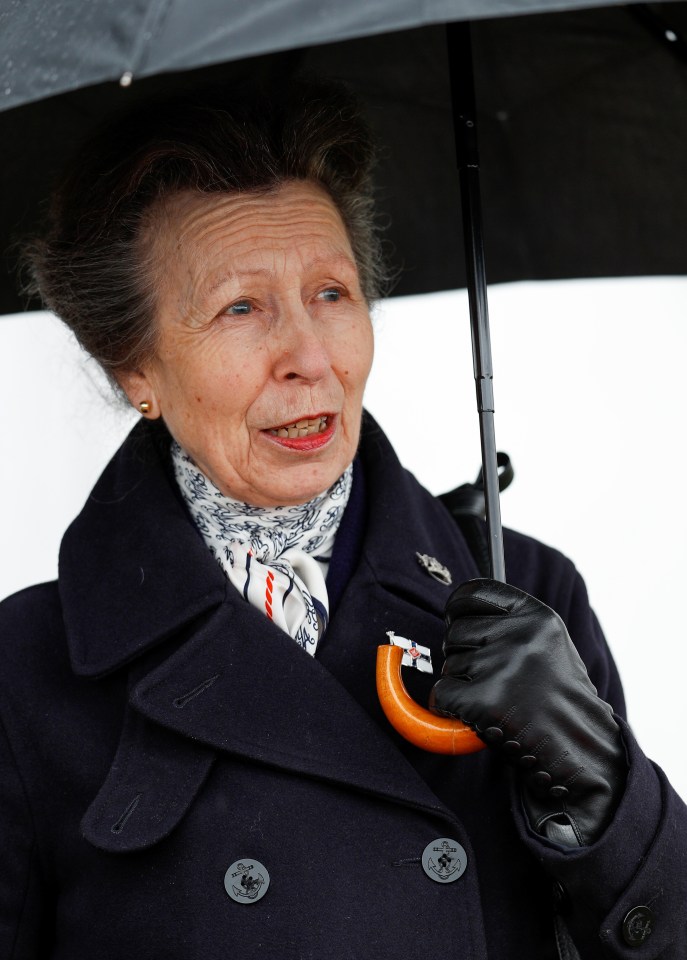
[
  {"xmin": 3, "ymin": 2, "xmax": 687, "ymax": 308},
  {"xmin": 3, "ymin": 1, "xmax": 687, "ymax": 301},
  {"xmin": 2, "ymin": 0, "xmax": 686, "ymax": 745}
]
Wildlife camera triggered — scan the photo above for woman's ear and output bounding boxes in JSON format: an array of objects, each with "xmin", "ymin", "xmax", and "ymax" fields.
[{"xmin": 116, "ymin": 368, "xmax": 161, "ymax": 419}]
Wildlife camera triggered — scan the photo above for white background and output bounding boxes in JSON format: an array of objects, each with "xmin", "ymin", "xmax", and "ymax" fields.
[{"xmin": 2, "ymin": 276, "xmax": 686, "ymax": 799}]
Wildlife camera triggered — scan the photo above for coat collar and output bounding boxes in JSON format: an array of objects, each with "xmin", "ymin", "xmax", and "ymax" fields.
[
  {"xmin": 61, "ymin": 412, "xmax": 479, "ymax": 678},
  {"xmin": 60, "ymin": 419, "xmax": 228, "ymax": 677},
  {"xmin": 357, "ymin": 413, "xmax": 480, "ymax": 607}
]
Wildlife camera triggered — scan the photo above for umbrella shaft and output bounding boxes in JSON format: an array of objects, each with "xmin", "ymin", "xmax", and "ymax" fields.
[
  {"xmin": 448, "ymin": 21, "xmax": 506, "ymax": 583},
  {"xmin": 479, "ymin": 411, "xmax": 506, "ymax": 583}
]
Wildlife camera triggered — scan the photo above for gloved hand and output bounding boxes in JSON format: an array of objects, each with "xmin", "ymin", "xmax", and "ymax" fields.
[{"xmin": 429, "ymin": 579, "xmax": 626, "ymax": 847}]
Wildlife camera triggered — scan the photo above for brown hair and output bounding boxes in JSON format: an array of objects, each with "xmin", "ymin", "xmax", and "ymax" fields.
[{"xmin": 26, "ymin": 80, "xmax": 387, "ymax": 381}]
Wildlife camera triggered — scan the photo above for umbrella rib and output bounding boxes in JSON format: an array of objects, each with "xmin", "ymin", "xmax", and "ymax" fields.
[
  {"xmin": 629, "ymin": 4, "xmax": 687, "ymax": 64},
  {"xmin": 124, "ymin": 0, "xmax": 175, "ymax": 82}
]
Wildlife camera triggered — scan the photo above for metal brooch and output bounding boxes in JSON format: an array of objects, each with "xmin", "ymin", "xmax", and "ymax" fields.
[{"xmin": 416, "ymin": 553, "xmax": 453, "ymax": 585}]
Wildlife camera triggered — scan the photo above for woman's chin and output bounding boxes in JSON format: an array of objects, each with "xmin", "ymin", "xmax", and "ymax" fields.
[
  {"xmin": 251, "ymin": 453, "xmax": 351, "ymax": 507},
  {"xmin": 262, "ymin": 466, "xmax": 346, "ymax": 506},
  {"xmin": 245, "ymin": 416, "xmax": 352, "ymax": 503}
]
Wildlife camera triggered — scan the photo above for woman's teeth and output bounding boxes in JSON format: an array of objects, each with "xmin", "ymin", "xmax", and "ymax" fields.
[{"xmin": 269, "ymin": 416, "xmax": 328, "ymax": 438}]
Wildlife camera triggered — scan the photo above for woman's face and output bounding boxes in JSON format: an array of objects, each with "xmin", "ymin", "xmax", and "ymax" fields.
[{"xmin": 120, "ymin": 181, "xmax": 374, "ymax": 506}]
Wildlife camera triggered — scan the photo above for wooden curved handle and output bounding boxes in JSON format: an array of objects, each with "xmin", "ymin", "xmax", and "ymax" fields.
[{"xmin": 376, "ymin": 644, "xmax": 485, "ymax": 755}]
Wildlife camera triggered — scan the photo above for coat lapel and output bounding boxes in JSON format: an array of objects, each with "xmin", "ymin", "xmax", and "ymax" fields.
[
  {"xmin": 81, "ymin": 701, "xmax": 216, "ymax": 853},
  {"xmin": 59, "ymin": 419, "xmax": 228, "ymax": 678},
  {"xmin": 73, "ymin": 414, "xmax": 483, "ymax": 851},
  {"xmin": 129, "ymin": 595, "xmax": 452, "ymax": 819}
]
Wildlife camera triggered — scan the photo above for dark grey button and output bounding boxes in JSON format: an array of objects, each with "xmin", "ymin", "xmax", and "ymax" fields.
[
  {"xmin": 421, "ymin": 838, "xmax": 468, "ymax": 884},
  {"xmin": 484, "ymin": 726, "xmax": 503, "ymax": 744},
  {"xmin": 622, "ymin": 906, "xmax": 654, "ymax": 946},
  {"xmin": 530, "ymin": 770, "xmax": 552, "ymax": 793},
  {"xmin": 224, "ymin": 858, "xmax": 270, "ymax": 904}
]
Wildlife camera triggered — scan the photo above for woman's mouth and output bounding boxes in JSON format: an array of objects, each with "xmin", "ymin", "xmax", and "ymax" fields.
[
  {"xmin": 268, "ymin": 416, "xmax": 328, "ymax": 438},
  {"xmin": 263, "ymin": 414, "xmax": 335, "ymax": 451}
]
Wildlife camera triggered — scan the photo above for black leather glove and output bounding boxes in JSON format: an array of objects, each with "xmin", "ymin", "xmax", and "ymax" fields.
[{"xmin": 429, "ymin": 579, "xmax": 626, "ymax": 847}]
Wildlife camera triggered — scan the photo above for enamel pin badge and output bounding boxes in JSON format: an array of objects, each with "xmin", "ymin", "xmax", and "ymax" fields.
[
  {"xmin": 386, "ymin": 631, "xmax": 433, "ymax": 674},
  {"xmin": 416, "ymin": 552, "xmax": 452, "ymax": 585}
]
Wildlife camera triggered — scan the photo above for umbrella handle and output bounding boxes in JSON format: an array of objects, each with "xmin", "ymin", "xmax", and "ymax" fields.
[{"xmin": 376, "ymin": 644, "xmax": 485, "ymax": 755}]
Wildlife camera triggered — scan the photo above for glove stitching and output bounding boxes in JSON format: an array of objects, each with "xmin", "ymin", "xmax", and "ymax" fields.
[
  {"xmin": 562, "ymin": 765, "xmax": 585, "ymax": 788},
  {"xmin": 497, "ymin": 705, "xmax": 517, "ymax": 729},
  {"xmin": 532, "ymin": 734, "xmax": 551, "ymax": 754},
  {"xmin": 548, "ymin": 749, "xmax": 570, "ymax": 771},
  {"xmin": 514, "ymin": 720, "xmax": 535, "ymax": 743}
]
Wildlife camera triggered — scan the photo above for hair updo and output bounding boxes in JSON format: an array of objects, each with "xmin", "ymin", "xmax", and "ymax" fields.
[{"xmin": 27, "ymin": 80, "xmax": 388, "ymax": 382}]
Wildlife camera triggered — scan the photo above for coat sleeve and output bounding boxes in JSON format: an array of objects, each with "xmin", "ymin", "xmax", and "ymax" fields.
[
  {"xmin": 0, "ymin": 712, "xmax": 48, "ymax": 960},
  {"xmin": 511, "ymin": 566, "xmax": 687, "ymax": 959}
]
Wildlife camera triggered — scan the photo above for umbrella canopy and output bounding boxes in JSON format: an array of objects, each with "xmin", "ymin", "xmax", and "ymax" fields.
[
  {"xmin": 1, "ymin": 1, "xmax": 687, "ymax": 314},
  {"xmin": 0, "ymin": 0, "xmax": 669, "ymax": 109}
]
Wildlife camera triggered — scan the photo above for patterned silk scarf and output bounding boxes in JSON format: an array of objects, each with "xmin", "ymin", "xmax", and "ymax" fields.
[{"xmin": 172, "ymin": 443, "xmax": 353, "ymax": 655}]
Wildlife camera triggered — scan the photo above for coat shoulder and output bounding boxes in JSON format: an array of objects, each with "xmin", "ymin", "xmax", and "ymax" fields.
[
  {"xmin": 0, "ymin": 578, "xmax": 63, "ymax": 631},
  {"xmin": 429, "ymin": 499, "xmax": 582, "ymax": 616},
  {"xmin": 0, "ymin": 580, "xmax": 68, "ymax": 678},
  {"xmin": 501, "ymin": 525, "xmax": 579, "ymax": 607},
  {"xmin": 500, "ymin": 524, "xmax": 624, "ymax": 710}
]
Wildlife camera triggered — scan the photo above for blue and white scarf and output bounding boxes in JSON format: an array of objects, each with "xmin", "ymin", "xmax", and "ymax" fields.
[{"xmin": 172, "ymin": 442, "xmax": 352, "ymax": 655}]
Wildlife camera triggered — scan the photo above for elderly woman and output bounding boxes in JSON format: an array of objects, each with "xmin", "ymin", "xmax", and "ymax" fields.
[{"xmin": 1, "ymin": 82, "xmax": 685, "ymax": 960}]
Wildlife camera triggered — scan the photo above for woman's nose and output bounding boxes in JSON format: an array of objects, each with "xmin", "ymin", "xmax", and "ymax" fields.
[{"xmin": 272, "ymin": 304, "xmax": 330, "ymax": 383}]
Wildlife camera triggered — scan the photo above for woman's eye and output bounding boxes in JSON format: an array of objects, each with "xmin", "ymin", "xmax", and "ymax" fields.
[
  {"xmin": 318, "ymin": 288, "xmax": 341, "ymax": 303},
  {"xmin": 226, "ymin": 300, "xmax": 252, "ymax": 316}
]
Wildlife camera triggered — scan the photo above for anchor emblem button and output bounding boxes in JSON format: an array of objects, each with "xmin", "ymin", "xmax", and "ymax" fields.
[
  {"xmin": 224, "ymin": 858, "xmax": 270, "ymax": 904},
  {"xmin": 622, "ymin": 906, "xmax": 654, "ymax": 946},
  {"xmin": 421, "ymin": 838, "xmax": 468, "ymax": 884}
]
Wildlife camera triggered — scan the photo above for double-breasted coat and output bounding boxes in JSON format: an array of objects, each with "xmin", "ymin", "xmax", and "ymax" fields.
[{"xmin": 1, "ymin": 414, "xmax": 686, "ymax": 959}]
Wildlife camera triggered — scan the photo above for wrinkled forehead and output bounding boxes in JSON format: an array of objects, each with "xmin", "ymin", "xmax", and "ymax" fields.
[
  {"xmin": 147, "ymin": 180, "xmax": 354, "ymax": 268},
  {"xmin": 142, "ymin": 181, "xmax": 360, "ymax": 318}
]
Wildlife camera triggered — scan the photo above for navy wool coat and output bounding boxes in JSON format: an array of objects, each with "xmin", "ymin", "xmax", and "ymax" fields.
[{"xmin": 1, "ymin": 414, "xmax": 685, "ymax": 960}]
